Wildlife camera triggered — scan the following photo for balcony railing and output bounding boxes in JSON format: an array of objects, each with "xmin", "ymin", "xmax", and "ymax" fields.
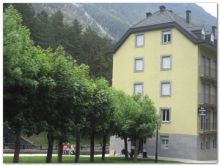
[
  {"xmin": 199, "ymin": 93, "xmax": 217, "ymax": 106},
  {"xmin": 200, "ymin": 65, "xmax": 217, "ymax": 81},
  {"xmin": 200, "ymin": 122, "xmax": 217, "ymax": 133}
]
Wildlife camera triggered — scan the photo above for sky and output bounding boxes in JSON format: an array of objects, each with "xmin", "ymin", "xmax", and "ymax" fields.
[{"xmin": 196, "ymin": 3, "xmax": 217, "ymax": 17}]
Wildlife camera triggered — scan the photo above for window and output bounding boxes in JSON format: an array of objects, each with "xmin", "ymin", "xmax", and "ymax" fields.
[
  {"xmin": 134, "ymin": 83, "xmax": 143, "ymax": 95},
  {"xmin": 161, "ymin": 81, "xmax": 171, "ymax": 96},
  {"xmin": 162, "ymin": 30, "xmax": 171, "ymax": 44},
  {"xmin": 200, "ymin": 116, "xmax": 206, "ymax": 131},
  {"xmin": 160, "ymin": 108, "xmax": 170, "ymax": 123},
  {"xmin": 200, "ymin": 136, "xmax": 206, "ymax": 150},
  {"xmin": 213, "ymin": 136, "xmax": 217, "ymax": 149},
  {"xmin": 135, "ymin": 34, "xmax": 144, "ymax": 47},
  {"xmin": 206, "ymin": 137, "xmax": 210, "ymax": 149},
  {"xmin": 160, "ymin": 136, "xmax": 169, "ymax": 149},
  {"xmin": 211, "ymin": 59, "xmax": 217, "ymax": 78},
  {"xmin": 202, "ymin": 83, "xmax": 210, "ymax": 104},
  {"xmin": 134, "ymin": 58, "xmax": 144, "ymax": 72},
  {"xmin": 202, "ymin": 56, "xmax": 210, "ymax": 77},
  {"xmin": 161, "ymin": 56, "xmax": 171, "ymax": 70},
  {"xmin": 212, "ymin": 111, "xmax": 217, "ymax": 130}
]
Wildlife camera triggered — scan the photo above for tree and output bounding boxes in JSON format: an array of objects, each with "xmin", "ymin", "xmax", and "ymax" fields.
[
  {"xmin": 64, "ymin": 19, "xmax": 83, "ymax": 62},
  {"xmin": 129, "ymin": 95, "xmax": 159, "ymax": 161},
  {"xmin": 9, "ymin": 4, "xmax": 35, "ymax": 29},
  {"xmin": 112, "ymin": 90, "xmax": 140, "ymax": 159},
  {"xmin": 3, "ymin": 6, "xmax": 45, "ymax": 163},
  {"xmin": 84, "ymin": 78, "xmax": 114, "ymax": 162},
  {"xmin": 50, "ymin": 10, "xmax": 65, "ymax": 48},
  {"xmin": 32, "ymin": 11, "xmax": 51, "ymax": 49},
  {"xmin": 81, "ymin": 28, "xmax": 113, "ymax": 83},
  {"xmin": 112, "ymin": 91, "xmax": 159, "ymax": 161}
]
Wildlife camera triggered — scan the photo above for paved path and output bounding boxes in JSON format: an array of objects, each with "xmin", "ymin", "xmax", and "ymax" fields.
[{"xmin": 147, "ymin": 155, "xmax": 217, "ymax": 163}]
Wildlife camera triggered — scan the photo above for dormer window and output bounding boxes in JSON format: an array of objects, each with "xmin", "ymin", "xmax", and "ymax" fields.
[
  {"xmin": 201, "ymin": 28, "xmax": 206, "ymax": 40},
  {"xmin": 210, "ymin": 33, "xmax": 214, "ymax": 43}
]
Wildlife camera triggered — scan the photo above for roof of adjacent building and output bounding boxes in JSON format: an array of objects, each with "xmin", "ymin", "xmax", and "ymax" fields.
[{"xmin": 111, "ymin": 6, "xmax": 217, "ymax": 53}]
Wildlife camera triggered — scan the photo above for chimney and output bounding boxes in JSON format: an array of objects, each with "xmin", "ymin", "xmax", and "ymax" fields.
[
  {"xmin": 146, "ymin": 12, "xmax": 152, "ymax": 18},
  {"xmin": 212, "ymin": 26, "xmax": 217, "ymax": 39},
  {"xmin": 160, "ymin": 6, "xmax": 166, "ymax": 12},
  {"xmin": 186, "ymin": 10, "xmax": 191, "ymax": 24}
]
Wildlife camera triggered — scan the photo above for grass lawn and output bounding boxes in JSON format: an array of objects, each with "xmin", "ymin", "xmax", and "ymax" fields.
[{"xmin": 4, "ymin": 156, "xmax": 180, "ymax": 163}]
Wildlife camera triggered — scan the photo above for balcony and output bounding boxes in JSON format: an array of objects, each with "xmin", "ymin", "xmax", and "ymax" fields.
[
  {"xmin": 199, "ymin": 122, "xmax": 217, "ymax": 134},
  {"xmin": 200, "ymin": 65, "xmax": 217, "ymax": 82},
  {"xmin": 199, "ymin": 93, "xmax": 217, "ymax": 107}
]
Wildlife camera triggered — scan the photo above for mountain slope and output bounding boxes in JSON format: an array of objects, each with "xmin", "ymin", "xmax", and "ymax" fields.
[{"xmin": 31, "ymin": 3, "xmax": 217, "ymax": 41}]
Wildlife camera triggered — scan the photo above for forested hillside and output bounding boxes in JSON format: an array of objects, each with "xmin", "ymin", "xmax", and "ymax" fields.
[
  {"xmin": 30, "ymin": 3, "xmax": 217, "ymax": 40},
  {"xmin": 4, "ymin": 3, "xmax": 113, "ymax": 83}
]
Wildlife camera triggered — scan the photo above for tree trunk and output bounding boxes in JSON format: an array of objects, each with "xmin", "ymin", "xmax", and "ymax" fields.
[
  {"xmin": 75, "ymin": 129, "xmax": 80, "ymax": 163},
  {"xmin": 57, "ymin": 138, "xmax": 63, "ymax": 163},
  {"xmin": 90, "ymin": 132, "xmax": 95, "ymax": 162},
  {"xmin": 124, "ymin": 136, "xmax": 128, "ymax": 159},
  {"xmin": 101, "ymin": 134, "xmax": 107, "ymax": 161},
  {"xmin": 13, "ymin": 130, "xmax": 21, "ymax": 163},
  {"xmin": 134, "ymin": 139, "xmax": 139, "ymax": 161},
  {"xmin": 46, "ymin": 131, "xmax": 54, "ymax": 163}
]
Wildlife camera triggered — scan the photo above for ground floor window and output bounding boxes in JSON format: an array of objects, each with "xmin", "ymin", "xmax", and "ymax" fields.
[
  {"xmin": 206, "ymin": 137, "xmax": 210, "ymax": 149},
  {"xmin": 213, "ymin": 136, "xmax": 217, "ymax": 149},
  {"xmin": 201, "ymin": 137, "xmax": 205, "ymax": 150},
  {"xmin": 160, "ymin": 136, "xmax": 169, "ymax": 149}
]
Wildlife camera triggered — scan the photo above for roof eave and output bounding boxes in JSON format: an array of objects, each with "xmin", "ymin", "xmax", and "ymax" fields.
[{"xmin": 111, "ymin": 22, "xmax": 201, "ymax": 54}]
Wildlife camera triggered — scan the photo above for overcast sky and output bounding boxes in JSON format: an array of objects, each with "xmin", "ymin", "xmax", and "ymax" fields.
[{"xmin": 196, "ymin": 3, "xmax": 217, "ymax": 17}]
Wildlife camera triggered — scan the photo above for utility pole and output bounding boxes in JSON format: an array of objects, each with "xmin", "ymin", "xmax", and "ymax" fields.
[{"xmin": 155, "ymin": 123, "xmax": 158, "ymax": 163}]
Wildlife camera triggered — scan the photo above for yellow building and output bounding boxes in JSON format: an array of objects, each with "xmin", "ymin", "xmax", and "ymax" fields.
[{"xmin": 110, "ymin": 6, "xmax": 217, "ymax": 161}]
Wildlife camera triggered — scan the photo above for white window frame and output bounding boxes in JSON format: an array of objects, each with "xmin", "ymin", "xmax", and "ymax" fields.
[
  {"xmin": 160, "ymin": 81, "xmax": 171, "ymax": 97},
  {"xmin": 162, "ymin": 30, "xmax": 171, "ymax": 44},
  {"xmin": 160, "ymin": 136, "xmax": 169, "ymax": 149},
  {"xmin": 134, "ymin": 58, "xmax": 144, "ymax": 72},
  {"xmin": 135, "ymin": 34, "xmax": 144, "ymax": 47},
  {"xmin": 161, "ymin": 55, "xmax": 172, "ymax": 70},
  {"xmin": 133, "ymin": 83, "xmax": 144, "ymax": 95},
  {"xmin": 160, "ymin": 108, "xmax": 171, "ymax": 123}
]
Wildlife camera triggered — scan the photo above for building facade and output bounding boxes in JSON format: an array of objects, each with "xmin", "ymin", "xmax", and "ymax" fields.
[{"xmin": 110, "ymin": 6, "xmax": 217, "ymax": 161}]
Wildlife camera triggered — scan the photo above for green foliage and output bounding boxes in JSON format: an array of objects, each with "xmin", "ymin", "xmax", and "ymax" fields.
[
  {"xmin": 4, "ymin": 5, "xmax": 39, "ymax": 134},
  {"xmin": 81, "ymin": 28, "xmax": 113, "ymax": 82},
  {"xmin": 8, "ymin": 4, "xmax": 113, "ymax": 83},
  {"xmin": 32, "ymin": 11, "xmax": 51, "ymax": 49},
  {"xmin": 84, "ymin": 78, "xmax": 114, "ymax": 133},
  {"xmin": 4, "ymin": 5, "xmax": 159, "ymax": 163},
  {"xmin": 112, "ymin": 90, "xmax": 159, "ymax": 141}
]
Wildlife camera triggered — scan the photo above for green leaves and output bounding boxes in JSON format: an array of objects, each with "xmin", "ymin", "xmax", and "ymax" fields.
[{"xmin": 112, "ymin": 91, "xmax": 159, "ymax": 141}]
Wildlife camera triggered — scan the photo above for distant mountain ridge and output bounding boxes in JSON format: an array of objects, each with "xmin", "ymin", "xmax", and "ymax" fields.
[{"xmin": 31, "ymin": 3, "xmax": 217, "ymax": 41}]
